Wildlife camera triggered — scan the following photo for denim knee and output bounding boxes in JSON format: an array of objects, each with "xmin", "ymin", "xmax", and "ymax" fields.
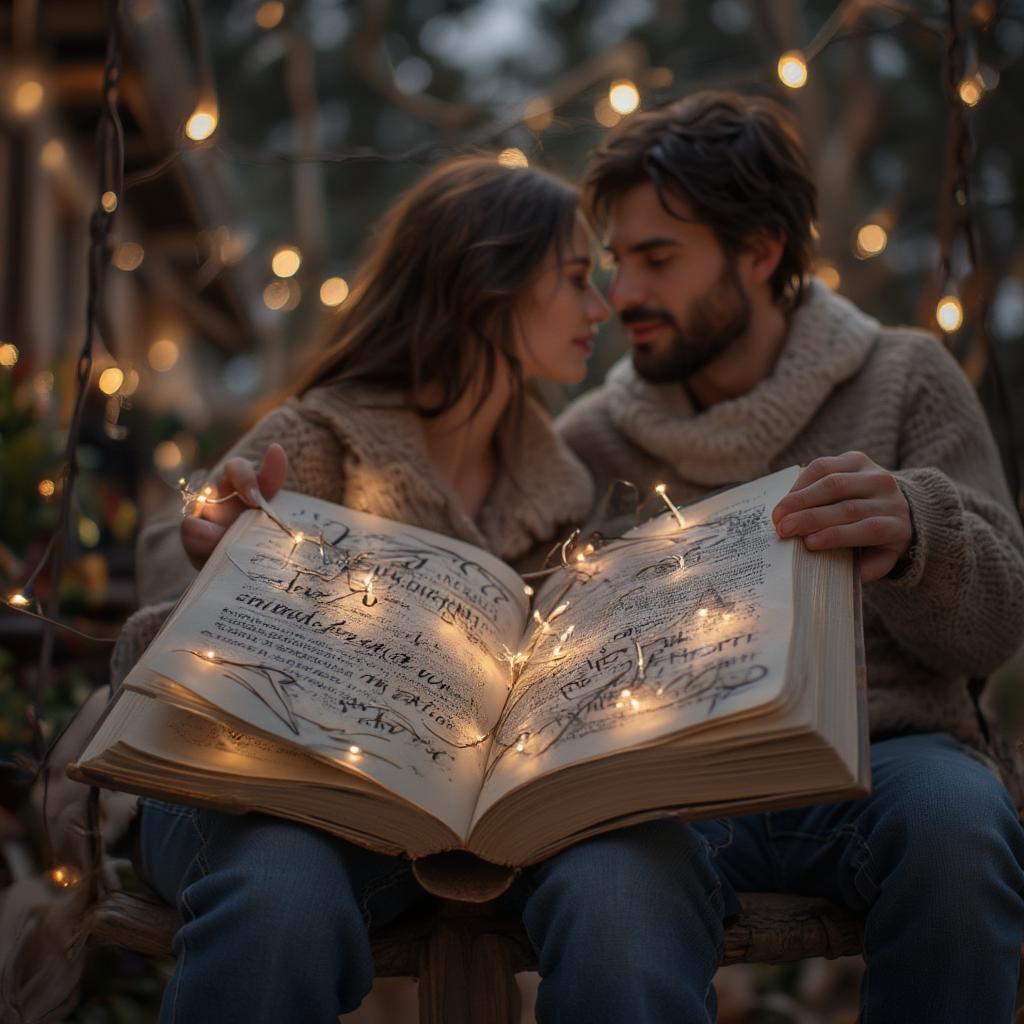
[
  {"xmin": 867, "ymin": 744, "xmax": 1024, "ymax": 907},
  {"xmin": 525, "ymin": 820, "xmax": 724, "ymax": 959}
]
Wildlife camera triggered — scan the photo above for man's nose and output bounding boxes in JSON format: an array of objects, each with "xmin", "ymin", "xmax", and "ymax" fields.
[{"xmin": 607, "ymin": 268, "xmax": 644, "ymax": 312}]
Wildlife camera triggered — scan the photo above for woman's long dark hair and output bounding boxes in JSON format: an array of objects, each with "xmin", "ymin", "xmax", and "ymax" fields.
[{"xmin": 295, "ymin": 155, "xmax": 579, "ymax": 421}]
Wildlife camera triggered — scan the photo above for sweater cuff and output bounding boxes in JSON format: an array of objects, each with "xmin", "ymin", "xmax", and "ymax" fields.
[{"xmin": 873, "ymin": 468, "xmax": 961, "ymax": 592}]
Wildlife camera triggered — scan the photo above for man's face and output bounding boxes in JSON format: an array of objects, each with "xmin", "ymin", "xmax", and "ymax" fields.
[{"xmin": 604, "ymin": 183, "xmax": 752, "ymax": 383}]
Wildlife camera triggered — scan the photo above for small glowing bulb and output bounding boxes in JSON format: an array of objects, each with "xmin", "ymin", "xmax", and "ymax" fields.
[
  {"xmin": 100, "ymin": 191, "xmax": 118, "ymax": 213},
  {"xmin": 205, "ymin": 650, "xmax": 216, "ymax": 660},
  {"xmin": 196, "ymin": 493, "xmax": 208, "ymax": 505},
  {"xmin": 178, "ymin": 477, "xmax": 187, "ymax": 486},
  {"xmin": 724, "ymin": 612, "xmax": 734, "ymax": 621},
  {"xmin": 698, "ymin": 607, "xmax": 709, "ymax": 617},
  {"xmin": 620, "ymin": 688, "xmax": 632, "ymax": 698},
  {"xmin": 936, "ymin": 295, "xmax": 964, "ymax": 332},
  {"xmin": 855, "ymin": 223, "xmax": 888, "ymax": 258},
  {"xmin": 515, "ymin": 734, "xmax": 528, "ymax": 753},
  {"xmin": 497, "ymin": 147, "xmax": 528, "ymax": 168},
  {"xmin": 608, "ymin": 79, "xmax": 640, "ymax": 115},
  {"xmin": 523, "ymin": 585, "xmax": 534, "ymax": 598},
  {"xmin": 630, "ymin": 698, "xmax": 640, "ymax": 711},
  {"xmin": 654, "ymin": 484, "xmax": 686, "ymax": 528},
  {"xmin": 98, "ymin": 367, "xmax": 124, "ymax": 394},
  {"xmin": 49, "ymin": 865, "xmax": 82, "ymax": 888},
  {"xmin": 202, "ymin": 486, "xmax": 213, "ymax": 497},
  {"xmin": 348, "ymin": 744, "xmax": 361, "ymax": 755},
  {"xmin": 272, "ymin": 245, "xmax": 302, "ymax": 278},
  {"xmin": 294, "ymin": 531, "xmax": 305, "ymax": 543},
  {"xmin": 583, "ymin": 544, "xmax": 595, "ymax": 556},
  {"xmin": 0, "ymin": 343, "xmax": 18, "ymax": 367},
  {"xmin": 319, "ymin": 277, "xmax": 350, "ymax": 307},
  {"xmin": 777, "ymin": 51, "xmax": 808, "ymax": 89},
  {"xmin": 185, "ymin": 106, "xmax": 218, "ymax": 141},
  {"xmin": 38, "ymin": 479, "xmax": 55, "ymax": 497},
  {"xmin": 9, "ymin": 593, "xmax": 29, "ymax": 606},
  {"xmin": 575, "ymin": 552, "xmax": 587, "ymax": 563}
]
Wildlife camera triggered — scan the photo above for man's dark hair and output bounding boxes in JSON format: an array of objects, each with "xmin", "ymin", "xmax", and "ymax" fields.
[{"xmin": 583, "ymin": 90, "xmax": 818, "ymax": 311}]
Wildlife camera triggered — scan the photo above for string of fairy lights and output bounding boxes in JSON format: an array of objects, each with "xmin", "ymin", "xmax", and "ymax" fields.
[{"xmin": 0, "ymin": 0, "xmax": 1016, "ymax": 889}]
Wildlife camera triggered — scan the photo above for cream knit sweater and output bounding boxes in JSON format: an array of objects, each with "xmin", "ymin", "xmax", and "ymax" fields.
[{"xmin": 557, "ymin": 281, "xmax": 1024, "ymax": 746}]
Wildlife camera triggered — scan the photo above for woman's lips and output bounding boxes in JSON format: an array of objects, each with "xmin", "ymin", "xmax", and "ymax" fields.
[{"xmin": 572, "ymin": 336, "xmax": 594, "ymax": 354}]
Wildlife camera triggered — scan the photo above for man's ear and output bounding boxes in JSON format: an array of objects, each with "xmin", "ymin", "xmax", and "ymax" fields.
[{"xmin": 741, "ymin": 229, "xmax": 785, "ymax": 286}]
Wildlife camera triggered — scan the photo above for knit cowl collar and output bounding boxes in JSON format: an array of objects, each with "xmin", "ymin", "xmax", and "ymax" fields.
[{"xmin": 604, "ymin": 280, "xmax": 882, "ymax": 487}]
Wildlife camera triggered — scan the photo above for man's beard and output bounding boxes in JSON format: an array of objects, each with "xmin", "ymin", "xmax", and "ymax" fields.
[{"xmin": 626, "ymin": 260, "xmax": 751, "ymax": 384}]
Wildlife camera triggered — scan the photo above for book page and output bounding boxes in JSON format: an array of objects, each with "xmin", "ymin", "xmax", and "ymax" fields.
[
  {"xmin": 135, "ymin": 491, "xmax": 527, "ymax": 838},
  {"xmin": 475, "ymin": 468, "xmax": 800, "ymax": 820}
]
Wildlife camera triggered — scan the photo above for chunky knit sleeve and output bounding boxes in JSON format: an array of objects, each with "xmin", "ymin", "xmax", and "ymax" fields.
[
  {"xmin": 129, "ymin": 398, "xmax": 347, "ymax": 658},
  {"xmin": 865, "ymin": 334, "xmax": 1024, "ymax": 676}
]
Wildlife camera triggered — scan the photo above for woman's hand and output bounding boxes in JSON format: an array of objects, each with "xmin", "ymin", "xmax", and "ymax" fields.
[{"xmin": 181, "ymin": 444, "xmax": 290, "ymax": 570}]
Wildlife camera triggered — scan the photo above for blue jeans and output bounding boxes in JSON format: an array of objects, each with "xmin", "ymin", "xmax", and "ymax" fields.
[{"xmin": 138, "ymin": 732, "xmax": 1024, "ymax": 1023}]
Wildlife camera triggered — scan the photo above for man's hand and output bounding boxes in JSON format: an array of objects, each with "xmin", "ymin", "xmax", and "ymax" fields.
[
  {"xmin": 181, "ymin": 444, "xmax": 290, "ymax": 571},
  {"xmin": 771, "ymin": 452, "xmax": 913, "ymax": 583}
]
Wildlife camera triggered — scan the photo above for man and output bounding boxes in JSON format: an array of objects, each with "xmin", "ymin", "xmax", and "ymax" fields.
[{"xmin": 559, "ymin": 90, "xmax": 1024, "ymax": 1022}]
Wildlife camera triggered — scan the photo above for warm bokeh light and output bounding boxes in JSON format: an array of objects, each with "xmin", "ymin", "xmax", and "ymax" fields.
[
  {"xmin": 777, "ymin": 51, "xmax": 808, "ymax": 89},
  {"xmin": 649, "ymin": 67, "xmax": 674, "ymax": 89},
  {"xmin": 523, "ymin": 97, "xmax": 553, "ymax": 132},
  {"xmin": 100, "ymin": 191, "xmax": 118, "ymax": 213},
  {"xmin": 98, "ymin": 367, "xmax": 124, "ymax": 394},
  {"xmin": 12, "ymin": 79, "xmax": 44, "ymax": 116},
  {"xmin": 40, "ymin": 139, "xmax": 65, "ymax": 170},
  {"xmin": 958, "ymin": 76, "xmax": 983, "ymax": 106},
  {"xmin": 816, "ymin": 264, "xmax": 841, "ymax": 291},
  {"xmin": 855, "ymin": 223, "xmax": 888, "ymax": 258},
  {"xmin": 38, "ymin": 479, "xmax": 55, "ymax": 497},
  {"xmin": 608, "ymin": 79, "xmax": 640, "ymax": 115},
  {"xmin": 263, "ymin": 281, "xmax": 291, "ymax": 310},
  {"xmin": 185, "ymin": 106, "xmax": 218, "ymax": 141},
  {"xmin": 0, "ymin": 343, "xmax": 18, "ymax": 367},
  {"xmin": 272, "ymin": 245, "xmax": 302, "ymax": 278},
  {"xmin": 9, "ymin": 593, "xmax": 29, "ymax": 607},
  {"xmin": 497, "ymin": 147, "xmax": 528, "ymax": 168},
  {"xmin": 319, "ymin": 277, "xmax": 350, "ymax": 307},
  {"xmin": 113, "ymin": 242, "xmax": 145, "ymax": 271},
  {"xmin": 255, "ymin": 0, "xmax": 285, "ymax": 29},
  {"xmin": 148, "ymin": 338, "xmax": 181, "ymax": 372},
  {"xmin": 936, "ymin": 295, "xmax": 964, "ymax": 332},
  {"xmin": 119, "ymin": 368, "xmax": 140, "ymax": 396},
  {"xmin": 49, "ymin": 865, "xmax": 83, "ymax": 889},
  {"xmin": 154, "ymin": 440, "xmax": 183, "ymax": 471},
  {"xmin": 78, "ymin": 517, "xmax": 101, "ymax": 547},
  {"xmin": 594, "ymin": 98, "xmax": 621, "ymax": 128}
]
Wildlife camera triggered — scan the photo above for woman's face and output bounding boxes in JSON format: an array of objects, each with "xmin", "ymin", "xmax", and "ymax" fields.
[{"xmin": 513, "ymin": 217, "xmax": 610, "ymax": 386}]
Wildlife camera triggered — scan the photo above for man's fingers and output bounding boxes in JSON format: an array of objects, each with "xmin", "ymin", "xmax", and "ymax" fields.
[
  {"xmin": 785, "ymin": 452, "xmax": 870, "ymax": 498},
  {"xmin": 802, "ymin": 516, "xmax": 905, "ymax": 552},
  {"xmin": 773, "ymin": 469, "xmax": 887, "ymax": 523},
  {"xmin": 777, "ymin": 498, "xmax": 891, "ymax": 538}
]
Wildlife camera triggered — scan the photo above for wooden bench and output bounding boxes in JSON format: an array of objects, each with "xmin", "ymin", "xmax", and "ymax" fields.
[{"xmin": 89, "ymin": 888, "xmax": 864, "ymax": 1024}]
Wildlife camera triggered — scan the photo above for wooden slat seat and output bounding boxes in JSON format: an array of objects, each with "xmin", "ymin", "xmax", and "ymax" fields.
[{"xmin": 88, "ymin": 888, "xmax": 864, "ymax": 1024}]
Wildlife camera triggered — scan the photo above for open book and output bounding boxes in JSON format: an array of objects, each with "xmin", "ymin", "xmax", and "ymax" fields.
[{"xmin": 71, "ymin": 467, "xmax": 867, "ymax": 868}]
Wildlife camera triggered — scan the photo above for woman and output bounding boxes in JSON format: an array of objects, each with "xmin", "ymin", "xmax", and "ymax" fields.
[{"xmin": 129, "ymin": 156, "xmax": 719, "ymax": 1024}]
